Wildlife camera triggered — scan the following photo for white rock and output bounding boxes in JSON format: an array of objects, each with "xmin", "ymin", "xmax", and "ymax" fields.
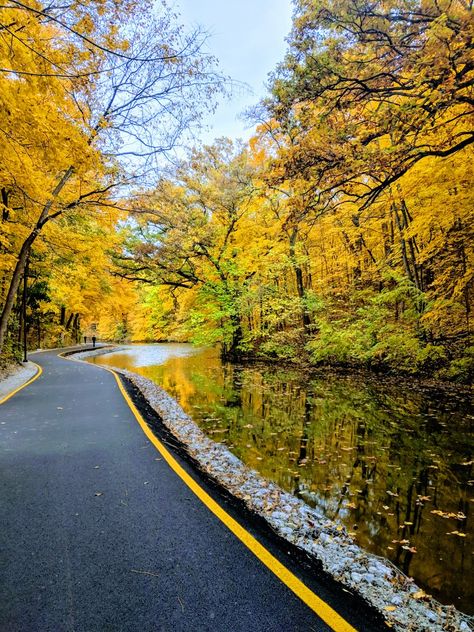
[{"xmin": 73, "ymin": 357, "xmax": 469, "ymax": 632}]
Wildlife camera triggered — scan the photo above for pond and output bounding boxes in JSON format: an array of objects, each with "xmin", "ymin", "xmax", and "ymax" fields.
[{"xmin": 87, "ymin": 343, "xmax": 473, "ymax": 614}]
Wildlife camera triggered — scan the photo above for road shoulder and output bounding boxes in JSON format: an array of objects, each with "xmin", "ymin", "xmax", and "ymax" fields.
[{"xmin": 0, "ymin": 361, "xmax": 39, "ymax": 404}]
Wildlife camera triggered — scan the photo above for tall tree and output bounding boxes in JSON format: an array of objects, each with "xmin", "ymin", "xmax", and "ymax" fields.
[
  {"xmin": 0, "ymin": 0, "xmax": 223, "ymax": 351},
  {"xmin": 266, "ymin": 0, "xmax": 474, "ymax": 209}
]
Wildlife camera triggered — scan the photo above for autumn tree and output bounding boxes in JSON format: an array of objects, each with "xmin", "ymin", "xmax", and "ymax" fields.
[
  {"xmin": 0, "ymin": 0, "xmax": 223, "ymax": 352},
  {"xmin": 267, "ymin": 0, "xmax": 474, "ymax": 208},
  {"xmin": 112, "ymin": 139, "xmax": 261, "ymax": 358}
]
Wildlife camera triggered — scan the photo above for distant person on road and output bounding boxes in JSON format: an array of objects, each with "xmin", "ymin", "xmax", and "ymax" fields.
[
  {"xmin": 92, "ymin": 335, "xmax": 96, "ymax": 348},
  {"xmin": 84, "ymin": 335, "xmax": 87, "ymax": 344}
]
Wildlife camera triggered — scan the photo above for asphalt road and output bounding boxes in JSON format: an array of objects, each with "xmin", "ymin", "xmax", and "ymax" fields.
[{"xmin": 0, "ymin": 350, "xmax": 384, "ymax": 632}]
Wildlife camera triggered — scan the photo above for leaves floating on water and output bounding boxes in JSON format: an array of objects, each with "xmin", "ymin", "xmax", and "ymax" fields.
[
  {"xmin": 415, "ymin": 495, "xmax": 431, "ymax": 506},
  {"xmin": 430, "ymin": 510, "xmax": 466, "ymax": 520}
]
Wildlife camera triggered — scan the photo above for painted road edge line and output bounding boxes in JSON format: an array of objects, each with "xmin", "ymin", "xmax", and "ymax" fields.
[
  {"xmin": 112, "ymin": 369, "xmax": 357, "ymax": 632},
  {"xmin": 61, "ymin": 352, "xmax": 357, "ymax": 632},
  {"xmin": 0, "ymin": 362, "xmax": 43, "ymax": 405}
]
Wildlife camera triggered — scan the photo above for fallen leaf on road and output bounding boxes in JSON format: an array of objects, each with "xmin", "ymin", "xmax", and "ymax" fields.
[
  {"xmin": 94, "ymin": 492, "xmax": 103, "ymax": 497},
  {"xmin": 130, "ymin": 569, "xmax": 160, "ymax": 578}
]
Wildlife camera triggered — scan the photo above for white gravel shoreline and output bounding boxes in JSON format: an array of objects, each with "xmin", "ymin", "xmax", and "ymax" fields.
[
  {"xmin": 0, "ymin": 361, "xmax": 39, "ymax": 402},
  {"xmin": 71, "ymin": 347, "xmax": 473, "ymax": 631}
]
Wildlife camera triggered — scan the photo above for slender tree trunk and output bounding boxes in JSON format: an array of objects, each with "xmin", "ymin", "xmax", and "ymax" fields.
[
  {"xmin": 65, "ymin": 313, "xmax": 74, "ymax": 330},
  {"xmin": 0, "ymin": 233, "xmax": 36, "ymax": 352},
  {"xmin": 393, "ymin": 204, "xmax": 414, "ymax": 283},
  {"xmin": 22, "ymin": 257, "xmax": 29, "ymax": 362},
  {"xmin": 73, "ymin": 313, "xmax": 80, "ymax": 343},
  {"xmin": 0, "ymin": 167, "xmax": 74, "ymax": 352},
  {"xmin": 289, "ymin": 228, "xmax": 311, "ymax": 331},
  {"xmin": 400, "ymin": 199, "xmax": 423, "ymax": 291}
]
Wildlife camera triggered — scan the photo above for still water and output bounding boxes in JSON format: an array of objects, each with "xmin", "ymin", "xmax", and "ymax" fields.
[{"xmin": 88, "ymin": 343, "xmax": 473, "ymax": 614}]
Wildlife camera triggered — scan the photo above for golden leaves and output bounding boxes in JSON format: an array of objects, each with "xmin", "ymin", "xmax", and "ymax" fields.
[
  {"xmin": 430, "ymin": 510, "xmax": 467, "ymax": 520},
  {"xmin": 446, "ymin": 531, "xmax": 467, "ymax": 538}
]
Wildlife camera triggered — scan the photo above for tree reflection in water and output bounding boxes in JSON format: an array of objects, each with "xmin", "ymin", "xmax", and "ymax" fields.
[{"xmin": 89, "ymin": 344, "xmax": 473, "ymax": 614}]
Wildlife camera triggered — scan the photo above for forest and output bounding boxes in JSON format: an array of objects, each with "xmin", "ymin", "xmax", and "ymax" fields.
[{"xmin": 1, "ymin": 0, "xmax": 473, "ymax": 383}]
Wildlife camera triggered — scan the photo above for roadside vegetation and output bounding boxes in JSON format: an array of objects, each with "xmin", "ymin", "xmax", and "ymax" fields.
[{"xmin": 1, "ymin": 0, "xmax": 472, "ymax": 383}]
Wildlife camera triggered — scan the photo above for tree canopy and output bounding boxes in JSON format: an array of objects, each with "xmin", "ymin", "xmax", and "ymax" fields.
[
  {"xmin": 1, "ymin": 0, "xmax": 472, "ymax": 382},
  {"xmin": 0, "ymin": 0, "xmax": 223, "ymax": 356}
]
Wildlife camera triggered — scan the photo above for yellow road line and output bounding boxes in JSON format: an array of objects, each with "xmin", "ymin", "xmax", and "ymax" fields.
[
  {"xmin": 0, "ymin": 362, "xmax": 43, "ymax": 405},
  {"xmin": 62, "ymin": 353, "xmax": 357, "ymax": 632}
]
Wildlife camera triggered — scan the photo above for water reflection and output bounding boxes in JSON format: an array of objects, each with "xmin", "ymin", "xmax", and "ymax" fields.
[{"xmin": 89, "ymin": 344, "xmax": 473, "ymax": 614}]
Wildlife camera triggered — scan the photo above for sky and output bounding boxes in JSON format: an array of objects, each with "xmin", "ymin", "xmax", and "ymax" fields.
[{"xmin": 174, "ymin": 0, "xmax": 294, "ymax": 144}]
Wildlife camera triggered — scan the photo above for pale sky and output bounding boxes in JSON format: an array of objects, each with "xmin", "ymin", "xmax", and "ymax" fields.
[{"xmin": 174, "ymin": 0, "xmax": 294, "ymax": 144}]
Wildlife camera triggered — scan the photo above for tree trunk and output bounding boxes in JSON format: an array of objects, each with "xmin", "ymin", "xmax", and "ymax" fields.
[
  {"xmin": 0, "ymin": 166, "xmax": 74, "ymax": 353},
  {"xmin": 393, "ymin": 204, "xmax": 414, "ymax": 283},
  {"xmin": 0, "ymin": 233, "xmax": 36, "ymax": 352},
  {"xmin": 1, "ymin": 188, "xmax": 9, "ymax": 222},
  {"xmin": 65, "ymin": 313, "xmax": 74, "ymax": 330},
  {"xmin": 222, "ymin": 312, "xmax": 243, "ymax": 361},
  {"xmin": 289, "ymin": 229, "xmax": 311, "ymax": 331}
]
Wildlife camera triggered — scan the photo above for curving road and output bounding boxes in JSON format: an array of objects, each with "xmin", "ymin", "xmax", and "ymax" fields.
[{"xmin": 0, "ymin": 350, "xmax": 384, "ymax": 632}]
